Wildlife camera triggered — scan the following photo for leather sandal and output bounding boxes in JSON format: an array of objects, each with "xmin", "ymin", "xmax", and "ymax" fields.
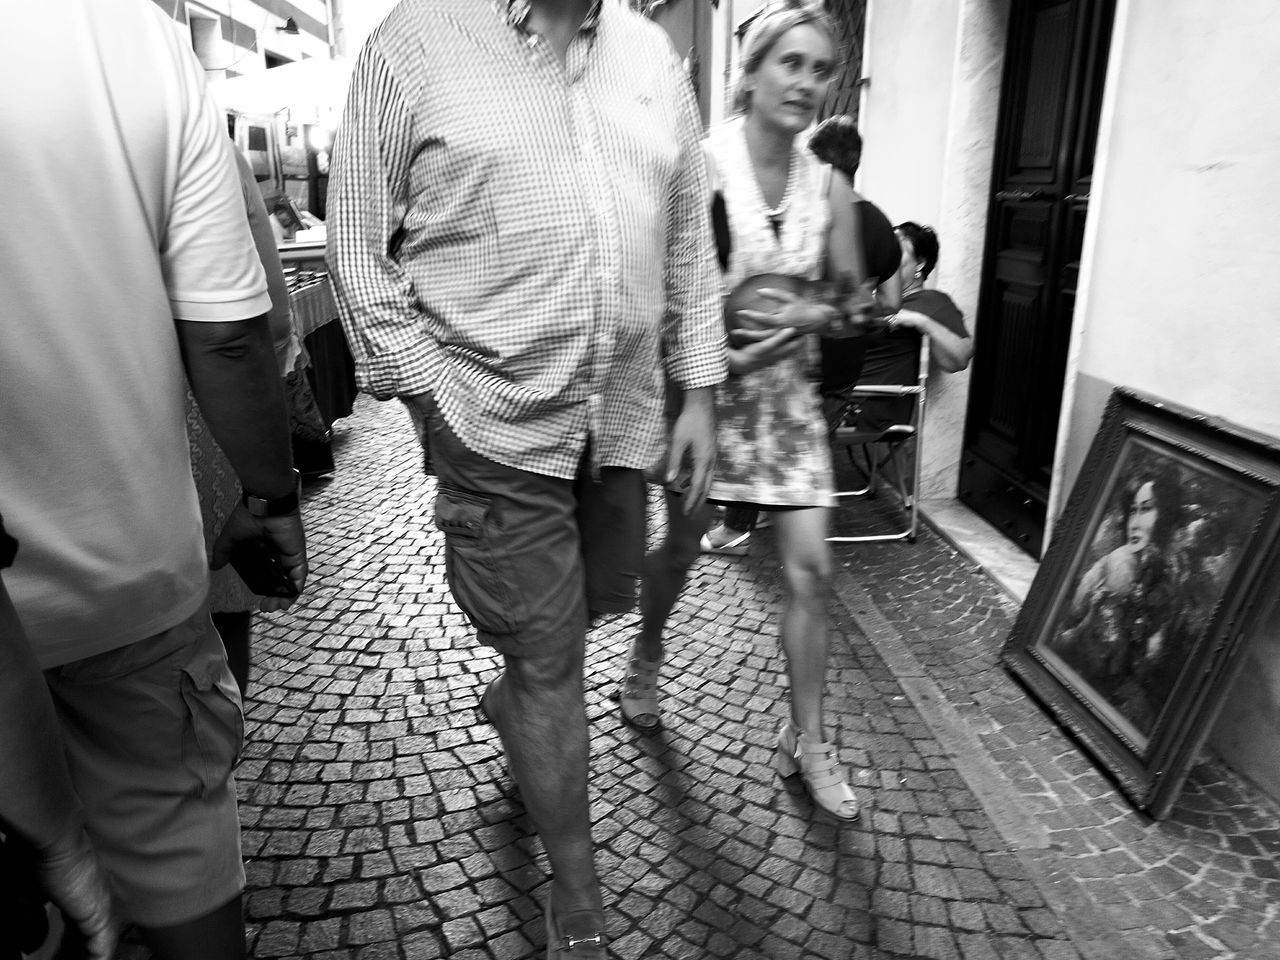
[
  {"xmin": 773, "ymin": 719, "xmax": 860, "ymax": 821},
  {"xmin": 617, "ymin": 655, "xmax": 662, "ymax": 732},
  {"xmin": 699, "ymin": 525, "xmax": 751, "ymax": 556},
  {"xmin": 545, "ymin": 886, "xmax": 606, "ymax": 959}
]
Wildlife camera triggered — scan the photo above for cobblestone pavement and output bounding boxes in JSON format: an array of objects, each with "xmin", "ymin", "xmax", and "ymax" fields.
[{"xmin": 123, "ymin": 395, "xmax": 1280, "ymax": 959}]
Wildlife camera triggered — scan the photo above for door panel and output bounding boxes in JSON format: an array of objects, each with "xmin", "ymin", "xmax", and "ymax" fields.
[
  {"xmin": 1016, "ymin": 3, "xmax": 1074, "ymax": 178},
  {"xmin": 960, "ymin": 0, "xmax": 1115, "ymax": 558}
]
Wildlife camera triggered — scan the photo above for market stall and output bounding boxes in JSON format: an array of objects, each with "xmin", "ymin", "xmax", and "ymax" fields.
[
  {"xmin": 289, "ymin": 270, "xmax": 356, "ymax": 428},
  {"xmin": 209, "ymin": 61, "xmax": 357, "ymax": 477}
]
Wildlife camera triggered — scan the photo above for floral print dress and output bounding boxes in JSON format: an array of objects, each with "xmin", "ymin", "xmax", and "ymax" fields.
[{"xmin": 706, "ymin": 117, "xmax": 834, "ymax": 508}]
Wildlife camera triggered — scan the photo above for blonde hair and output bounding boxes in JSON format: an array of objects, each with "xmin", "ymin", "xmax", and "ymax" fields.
[{"xmin": 732, "ymin": 1, "xmax": 839, "ymax": 115}]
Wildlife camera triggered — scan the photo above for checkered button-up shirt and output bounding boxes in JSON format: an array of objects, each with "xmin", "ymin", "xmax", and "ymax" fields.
[{"xmin": 327, "ymin": 0, "xmax": 727, "ymax": 479}]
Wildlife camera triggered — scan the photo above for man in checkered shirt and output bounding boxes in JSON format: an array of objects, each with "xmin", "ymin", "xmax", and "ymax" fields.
[{"xmin": 328, "ymin": 0, "xmax": 726, "ymax": 951}]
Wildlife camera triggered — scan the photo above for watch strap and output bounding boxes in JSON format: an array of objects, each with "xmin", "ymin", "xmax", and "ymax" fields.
[{"xmin": 242, "ymin": 469, "xmax": 301, "ymax": 517}]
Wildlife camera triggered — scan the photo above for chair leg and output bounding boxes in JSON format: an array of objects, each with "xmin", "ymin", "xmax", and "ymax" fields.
[
  {"xmin": 841, "ymin": 444, "xmax": 874, "ymax": 498},
  {"xmin": 865, "ymin": 445, "xmax": 881, "ymax": 498},
  {"xmin": 886, "ymin": 444, "xmax": 912, "ymax": 507}
]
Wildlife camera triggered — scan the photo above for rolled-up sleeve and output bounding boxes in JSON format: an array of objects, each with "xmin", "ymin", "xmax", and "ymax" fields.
[
  {"xmin": 327, "ymin": 44, "xmax": 433, "ymax": 400},
  {"xmin": 659, "ymin": 53, "xmax": 728, "ymax": 392}
]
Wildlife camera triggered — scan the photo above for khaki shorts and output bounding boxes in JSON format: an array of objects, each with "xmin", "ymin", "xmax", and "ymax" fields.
[
  {"xmin": 421, "ymin": 398, "xmax": 645, "ymax": 659},
  {"xmin": 43, "ymin": 609, "xmax": 244, "ymax": 927}
]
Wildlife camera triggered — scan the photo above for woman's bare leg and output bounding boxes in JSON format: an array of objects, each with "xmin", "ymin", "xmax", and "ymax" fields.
[{"xmin": 772, "ymin": 507, "xmax": 833, "ymax": 736}]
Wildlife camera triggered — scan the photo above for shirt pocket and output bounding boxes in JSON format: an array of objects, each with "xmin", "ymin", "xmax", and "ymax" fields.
[{"xmin": 434, "ymin": 482, "xmax": 528, "ymax": 636}]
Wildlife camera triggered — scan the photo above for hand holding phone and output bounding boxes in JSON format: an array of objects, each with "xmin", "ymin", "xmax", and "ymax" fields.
[{"xmin": 229, "ymin": 537, "xmax": 300, "ymax": 599}]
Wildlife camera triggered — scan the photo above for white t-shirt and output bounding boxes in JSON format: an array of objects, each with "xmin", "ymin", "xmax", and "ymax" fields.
[{"xmin": 0, "ymin": 0, "xmax": 271, "ymax": 667}]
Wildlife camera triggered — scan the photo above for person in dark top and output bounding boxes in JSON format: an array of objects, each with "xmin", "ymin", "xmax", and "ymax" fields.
[
  {"xmin": 809, "ymin": 114, "xmax": 903, "ymax": 407},
  {"xmin": 846, "ymin": 221, "xmax": 972, "ymax": 433}
]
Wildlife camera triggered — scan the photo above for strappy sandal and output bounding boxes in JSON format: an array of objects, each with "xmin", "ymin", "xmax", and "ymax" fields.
[
  {"xmin": 773, "ymin": 719, "xmax": 860, "ymax": 821},
  {"xmin": 699, "ymin": 525, "xmax": 751, "ymax": 556},
  {"xmin": 617, "ymin": 655, "xmax": 662, "ymax": 733},
  {"xmin": 545, "ymin": 886, "xmax": 606, "ymax": 959}
]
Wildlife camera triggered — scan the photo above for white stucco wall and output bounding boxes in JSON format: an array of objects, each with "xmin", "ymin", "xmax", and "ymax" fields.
[
  {"xmin": 1059, "ymin": 0, "xmax": 1280, "ymax": 491},
  {"xmin": 858, "ymin": 1, "xmax": 958, "ymax": 240},
  {"xmin": 859, "ymin": 0, "xmax": 1006, "ymax": 500}
]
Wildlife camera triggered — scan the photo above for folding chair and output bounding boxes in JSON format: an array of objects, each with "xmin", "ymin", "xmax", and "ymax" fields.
[{"xmin": 826, "ymin": 335, "xmax": 930, "ymax": 543}]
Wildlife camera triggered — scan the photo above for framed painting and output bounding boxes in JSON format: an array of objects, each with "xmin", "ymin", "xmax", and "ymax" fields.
[{"xmin": 1001, "ymin": 388, "xmax": 1280, "ymax": 819}]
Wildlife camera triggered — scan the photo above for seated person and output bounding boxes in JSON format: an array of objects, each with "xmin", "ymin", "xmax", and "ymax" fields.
[
  {"xmin": 840, "ymin": 221, "xmax": 972, "ymax": 435},
  {"xmin": 808, "ymin": 115, "xmax": 903, "ymax": 421}
]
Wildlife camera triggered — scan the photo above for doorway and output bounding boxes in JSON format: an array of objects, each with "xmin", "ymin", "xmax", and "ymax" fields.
[{"xmin": 959, "ymin": 0, "xmax": 1116, "ymax": 558}]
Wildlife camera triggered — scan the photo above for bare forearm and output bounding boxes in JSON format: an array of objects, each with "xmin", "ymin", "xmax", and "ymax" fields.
[
  {"xmin": 928, "ymin": 328, "xmax": 973, "ymax": 372},
  {"xmin": 177, "ymin": 316, "xmax": 296, "ymax": 497},
  {"xmin": 898, "ymin": 310, "xmax": 973, "ymax": 372}
]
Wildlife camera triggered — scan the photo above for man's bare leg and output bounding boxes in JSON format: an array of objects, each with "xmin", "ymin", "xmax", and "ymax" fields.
[
  {"xmin": 636, "ymin": 493, "xmax": 714, "ymax": 662},
  {"xmin": 484, "ymin": 641, "xmax": 603, "ymax": 946}
]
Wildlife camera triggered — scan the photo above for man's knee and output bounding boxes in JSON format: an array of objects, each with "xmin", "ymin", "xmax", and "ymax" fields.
[{"xmin": 503, "ymin": 646, "xmax": 582, "ymax": 696}]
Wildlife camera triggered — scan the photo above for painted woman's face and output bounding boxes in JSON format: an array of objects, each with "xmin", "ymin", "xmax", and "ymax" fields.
[
  {"xmin": 1128, "ymin": 481, "xmax": 1159, "ymax": 552},
  {"xmin": 748, "ymin": 24, "xmax": 835, "ymax": 133}
]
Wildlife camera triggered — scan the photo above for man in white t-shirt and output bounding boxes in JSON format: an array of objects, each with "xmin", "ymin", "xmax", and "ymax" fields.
[{"xmin": 0, "ymin": 2, "xmax": 307, "ymax": 957}]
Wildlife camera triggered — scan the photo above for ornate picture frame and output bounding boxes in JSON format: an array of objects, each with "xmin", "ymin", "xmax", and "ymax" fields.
[{"xmin": 1001, "ymin": 388, "xmax": 1280, "ymax": 819}]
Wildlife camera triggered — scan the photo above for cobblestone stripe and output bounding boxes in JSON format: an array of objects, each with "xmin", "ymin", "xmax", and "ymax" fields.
[{"xmin": 830, "ymin": 574, "xmax": 1179, "ymax": 960}]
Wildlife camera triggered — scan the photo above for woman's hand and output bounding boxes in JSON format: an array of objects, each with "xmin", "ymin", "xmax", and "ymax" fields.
[
  {"xmin": 727, "ymin": 326, "xmax": 803, "ymax": 376},
  {"xmin": 735, "ymin": 287, "xmax": 839, "ymax": 337}
]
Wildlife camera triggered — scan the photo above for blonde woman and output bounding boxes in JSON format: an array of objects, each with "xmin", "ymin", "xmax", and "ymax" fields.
[{"xmin": 622, "ymin": 0, "xmax": 865, "ymax": 820}]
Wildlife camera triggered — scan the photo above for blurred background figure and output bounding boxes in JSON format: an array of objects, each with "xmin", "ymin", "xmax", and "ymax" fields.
[
  {"xmin": 841, "ymin": 222, "xmax": 972, "ymax": 438},
  {"xmin": 187, "ymin": 148, "xmax": 301, "ymax": 697},
  {"xmin": 810, "ymin": 113, "xmax": 904, "ymax": 427},
  {"xmin": 0, "ymin": 2, "xmax": 306, "ymax": 958},
  {"xmin": 819, "ymin": 218, "xmax": 973, "ymax": 511}
]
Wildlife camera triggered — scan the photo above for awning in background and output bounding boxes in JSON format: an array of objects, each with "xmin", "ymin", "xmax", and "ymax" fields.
[{"xmin": 208, "ymin": 57, "xmax": 353, "ymax": 126}]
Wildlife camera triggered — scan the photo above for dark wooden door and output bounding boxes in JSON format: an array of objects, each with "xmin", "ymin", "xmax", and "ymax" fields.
[{"xmin": 959, "ymin": 0, "xmax": 1115, "ymax": 558}]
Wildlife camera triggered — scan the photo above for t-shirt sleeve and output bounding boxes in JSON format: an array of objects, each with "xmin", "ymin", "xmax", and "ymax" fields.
[
  {"xmin": 922, "ymin": 290, "xmax": 968, "ymax": 339},
  {"xmin": 161, "ymin": 35, "xmax": 270, "ymax": 322}
]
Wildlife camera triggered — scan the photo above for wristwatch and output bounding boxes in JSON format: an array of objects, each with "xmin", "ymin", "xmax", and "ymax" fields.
[{"xmin": 242, "ymin": 469, "xmax": 301, "ymax": 517}]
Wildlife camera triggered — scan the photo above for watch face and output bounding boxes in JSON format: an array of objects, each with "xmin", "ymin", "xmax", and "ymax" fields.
[{"xmin": 242, "ymin": 472, "xmax": 301, "ymax": 517}]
